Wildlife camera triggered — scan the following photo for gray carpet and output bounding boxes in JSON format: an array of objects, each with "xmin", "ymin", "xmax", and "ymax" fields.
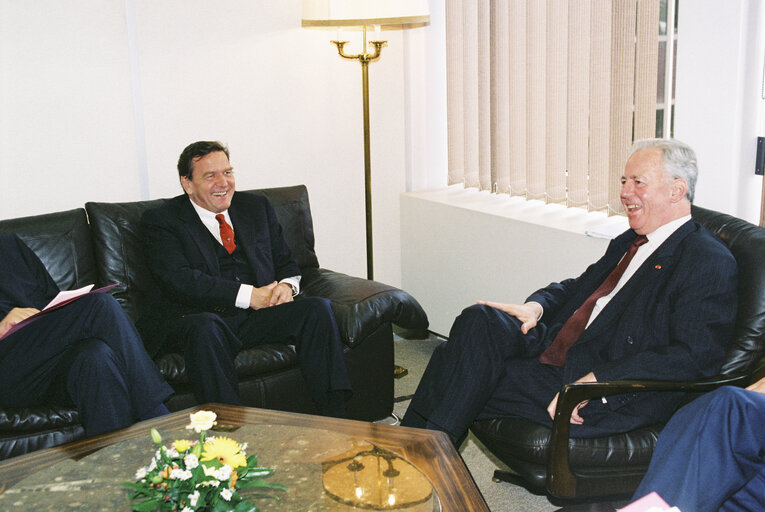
[{"xmin": 388, "ymin": 333, "xmax": 559, "ymax": 512}]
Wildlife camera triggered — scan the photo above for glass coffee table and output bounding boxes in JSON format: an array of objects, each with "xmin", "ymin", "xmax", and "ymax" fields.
[{"xmin": 0, "ymin": 404, "xmax": 489, "ymax": 511}]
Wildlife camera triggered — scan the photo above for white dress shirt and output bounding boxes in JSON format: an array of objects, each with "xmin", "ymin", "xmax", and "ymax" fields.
[
  {"xmin": 586, "ymin": 215, "xmax": 691, "ymax": 327},
  {"xmin": 188, "ymin": 199, "xmax": 301, "ymax": 309}
]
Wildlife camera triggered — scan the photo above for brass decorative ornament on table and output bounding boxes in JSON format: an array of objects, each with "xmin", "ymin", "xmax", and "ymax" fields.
[{"xmin": 123, "ymin": 411, "xmax": 284, "ymax": 512}]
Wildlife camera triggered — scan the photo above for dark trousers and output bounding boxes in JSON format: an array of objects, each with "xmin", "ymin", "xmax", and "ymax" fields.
[
  {"xmin": 0, "ymin": 294, "xmax": 173, "ymax": 436},
  {"xmin": 402, "ymin": 304, "xmax": 619, "ymax": 444},
  {"xmin": 632, "ymin": 386, "xmax": 765, "ymax": 512},
  {"xmin": 172, "ymin": 297, "xmax": 351, "ymax": 416}
]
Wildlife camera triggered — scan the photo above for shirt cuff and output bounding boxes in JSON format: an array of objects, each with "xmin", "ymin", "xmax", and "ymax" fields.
[
  {"xmin": 526, "ymin": 301, "xmax": 544, "ymax": 321},
  {"xmin": 235, "ymin": 284, "xmax": 253, "ymax": 309},
  {"xmin": 280, "ymin": 276, "xmax": 301, "ymax": 296}
]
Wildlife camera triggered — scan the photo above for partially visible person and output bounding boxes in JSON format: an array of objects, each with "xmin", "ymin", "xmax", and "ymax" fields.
[
  {"xmin": 631, "ymin": 378, "xmax": 765, "ymax": 512},
  {"xmin": 138, "ymin": 141, "xmax": 350, "ymax": 417},
  {"xmin": 0, "ymin": 234, "xmax": 172, "ymax": 436},
  {"xmin": 401, "ymin": 138, "xmax": 738, "ymax": 445}
]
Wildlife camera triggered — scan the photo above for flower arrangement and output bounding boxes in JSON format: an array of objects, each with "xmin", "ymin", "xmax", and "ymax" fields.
[{"xmin": 123, "ymin": 411, "xmax": 284, "ymax": 512}]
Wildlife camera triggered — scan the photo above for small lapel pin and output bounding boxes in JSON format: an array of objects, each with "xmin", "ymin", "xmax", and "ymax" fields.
[{"xmin": 655, "ymin": 264, "xmax": 662, "ymax": 270}]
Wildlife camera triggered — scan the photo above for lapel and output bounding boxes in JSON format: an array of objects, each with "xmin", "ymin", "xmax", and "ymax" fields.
[
  {"xmin": 174, "ymin": 196, "xmax": 221, "ymax": 274},
  {"xmin": 576, "ymin": 219, "xmax": 697, "ymax": 343},
  {"xmin": 227, "ymin": 193, "xmax": 265, "ymax": 284}
]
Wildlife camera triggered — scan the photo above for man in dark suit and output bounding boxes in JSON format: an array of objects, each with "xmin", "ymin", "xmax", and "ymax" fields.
[
  {"xmin": 402, "ymin": 138, "xmax": 738, "ymax": 445},
  {"xmin": 138, "ymin": 141, "xmax": 351, "ymax": 416},
  {"xmin": 0, "ymin": 234, "xmax": 172, "ymax": 436},
  {"xmin": 630, "ymin": 377, "xmax": 765, "ymax": 511}
]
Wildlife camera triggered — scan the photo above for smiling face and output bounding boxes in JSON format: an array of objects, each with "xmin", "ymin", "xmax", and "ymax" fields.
[
  {"xmin": 620, "ymin": 147, "xmax": 689, "ymax": 235},
  {"xmin": 181, "ymin": 151, "xmax": 235, "ymax": 213}
]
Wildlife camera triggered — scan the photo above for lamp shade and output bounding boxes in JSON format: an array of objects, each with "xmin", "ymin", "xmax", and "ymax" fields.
[{"xmin": 302, "ymin": 0, "xmax": 429, "ymax": 28}]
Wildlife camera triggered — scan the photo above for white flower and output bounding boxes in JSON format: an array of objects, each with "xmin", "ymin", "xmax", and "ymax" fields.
[
  {"xmin": 184, "ymin": 453, "xmax": 199, "ymax": 469},
  {"xmin": 165, "ymin": 447, "xmax": 180, "ymax": 458},
  {"xmin": 220, "ymin": 488, "xmax": 233, "ymax": 501},
  {"xmin": 186, "ymin": 410, "xmax": 217, "ymax": 433},
  {"xmin": 181, "ymin": 508, "xmax": 193, "ymax": 512},
  {"xmin": 135, "ymin": 467, "xmax": 148, "ymax": 479},
  {"xmin": 240, "ymin": 442, "xmax": 248, "ymax": 454},
  {"xmin": 215, "ymin": 464, "xmax": 233, "ymax": 481},
  {"xmin": 170, "ymin": 468, "xmax": 193, "ymax": 481},
  {"xmin": 202, "ymin": 464, "xmax": 217, "ymax": 477},
  {"xmin": 148, "ymin": 458, "xmax": 157, "ymax": 472},
  {"xmin": 188, "ymin": 490, "xmax": 200, "ymax": 506}
]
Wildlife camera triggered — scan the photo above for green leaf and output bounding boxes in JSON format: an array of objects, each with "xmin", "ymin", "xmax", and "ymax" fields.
[
  {"xmin": 130, "ymin": 498, "xmax": 162, "ymax": 512},
  {"xmin": 238, "ymin": 479, "xmax": 286, "ymax": 491},
  {"xmin": 233, "ymin": 501, "xmax": 260, "ymax": 512}
]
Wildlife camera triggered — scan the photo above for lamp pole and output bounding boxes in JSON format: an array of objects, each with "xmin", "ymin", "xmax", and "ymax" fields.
[{"xmin": 331, "ymin": 27, "xmax": 385, "ymax": 280}]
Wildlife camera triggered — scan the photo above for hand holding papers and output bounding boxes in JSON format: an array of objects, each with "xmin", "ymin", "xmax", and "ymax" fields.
[{"xmin": 0, "ymin": 283, "xmax": 118, "ymax": 339}]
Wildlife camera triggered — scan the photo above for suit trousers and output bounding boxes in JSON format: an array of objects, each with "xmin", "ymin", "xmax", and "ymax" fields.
[
  {"xmin": 173, "ymin": 296, "xmax": 351, "ymax": 416},
  {"xmin": 0, "ymin": 294, "xmax": 173, "ymax": 436},
  {"xmin": 632, "ymin": 386, "xmax": 765, "ymax": 512},
  {"xmin": 401, "ymin": 304, "xmax": 621, "ymax": 444}
]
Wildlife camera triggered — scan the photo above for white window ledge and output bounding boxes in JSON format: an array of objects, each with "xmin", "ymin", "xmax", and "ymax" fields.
[{"xmin": 404, "ymin": 185, "xmax": 630, "ymax": 240}]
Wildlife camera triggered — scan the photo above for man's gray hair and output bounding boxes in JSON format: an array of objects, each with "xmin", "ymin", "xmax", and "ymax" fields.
[{"xmin": 628, "ymin": 138, "xmax": 698, "ymax": 202}]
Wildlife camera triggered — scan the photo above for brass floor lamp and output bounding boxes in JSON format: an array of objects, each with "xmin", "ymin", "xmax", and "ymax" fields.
[{"xmin": 302, "ymin": 1, "xmax": 429, "ymax": 280}]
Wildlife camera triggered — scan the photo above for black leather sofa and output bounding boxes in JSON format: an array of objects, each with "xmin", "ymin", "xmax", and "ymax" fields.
[{"xmin": 0, "ymin": 185, "xmax": 428, "ymax": 460}]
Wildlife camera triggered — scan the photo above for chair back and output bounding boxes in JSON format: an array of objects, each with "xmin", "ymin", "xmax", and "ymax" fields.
[{"xmin": 691, "ymin": 205, "xmax": 765, "ymax": 375}]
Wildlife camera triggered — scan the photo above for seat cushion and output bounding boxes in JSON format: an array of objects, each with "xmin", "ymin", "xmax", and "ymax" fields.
[
  {"xmin": 471, "ymin": 417, "xmax": 661, "ymax": 469},
  {"xmin": 0, "ymin": 406, "xmax": 80, "ymax": 433},
  {"xmin": 155, "ymin": 344, "xmax": 298, "ymax": 386}
]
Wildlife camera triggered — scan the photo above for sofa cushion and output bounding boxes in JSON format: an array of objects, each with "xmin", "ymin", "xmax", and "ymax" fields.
[
  {"xmin": 241, "ymin": 186, "xmax": 319, "ymax": 270},
  {"xmin": 155, "ymin": 344, "xmax": 298, "ymax": 385},
  {"xmin": 0, "ymin": 406, "xmax": 79, "ymax": 432},
  {"xmin": 471, "ymin": 417, "xmax": 660, "ymax": 469},
  {"xmin": 0, "ymin": 209, "xmax": 96, "ymax": 291},
  {"xmin": 85, "ymin": 198, "xmax": 166, "ymax": 320}
]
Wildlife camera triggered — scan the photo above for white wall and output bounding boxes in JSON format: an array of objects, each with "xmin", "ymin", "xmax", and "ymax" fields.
[
  {"xmin": 401, "ymin": 189, "xmax": 616, "ymax": 335},
  {"xmin": 674, "ymin": 0, "xmax": 765, "ymax": 223},
  {"xmin": 0, "ymin": 0, "xmax": 433, "ymax": 287}
]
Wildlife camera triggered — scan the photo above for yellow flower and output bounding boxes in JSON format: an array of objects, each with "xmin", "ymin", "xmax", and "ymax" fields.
[
  {"xmin": 186, "ymin": 410, "xmax": 217, "ymax": 433},
  {"xmin": 200, "ymin": 437, "xmax": 247, "ymax": 469},
  {"xmin": 173, "ymin": 439, "xmax": 191, "ymax": 452}
]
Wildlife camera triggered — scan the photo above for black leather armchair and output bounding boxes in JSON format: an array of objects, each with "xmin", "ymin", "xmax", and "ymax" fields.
[
  {"xmin": 470, "ymin": 204, "xmax": 765, "ymax": 501},
  {"xmin": 0, "ymin": 185, "xmax": 428, "ymax": 460}
]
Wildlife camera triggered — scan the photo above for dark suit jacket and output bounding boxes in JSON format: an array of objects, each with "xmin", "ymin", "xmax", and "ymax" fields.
[
  {"xmin": 0, "ymin": 234, "xmax": 59, "ymax": 318},
  {"xmin": 526, "ymin": 219, "xmax": 738, "ymax": 430},
  {"xmin": 138, "ymin": 192, "xmax": 301, "ymax": 356}
]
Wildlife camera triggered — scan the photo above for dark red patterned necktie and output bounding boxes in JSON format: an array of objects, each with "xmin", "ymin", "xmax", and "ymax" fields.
[
  {"xmin": 215, "ymin": 214, "xmax": 237, "ymax": 254},
  {"xmin": 538, "ymin": 235, "xmax": 649, "ymax": 367}
]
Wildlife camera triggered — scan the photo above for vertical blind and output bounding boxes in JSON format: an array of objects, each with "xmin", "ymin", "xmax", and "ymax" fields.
[{"xmin": 446, "ymin": 0, "xmax": 660, "ymax": 215}]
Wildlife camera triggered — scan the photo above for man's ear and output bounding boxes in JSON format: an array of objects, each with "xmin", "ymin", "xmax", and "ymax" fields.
[
  {"xmin": 671, "ymin": 178, "xmax": 688, "ymax": 203},
  {"xmin": 180, "ymin": 176, "xmax": 192, "ymax": 195}
]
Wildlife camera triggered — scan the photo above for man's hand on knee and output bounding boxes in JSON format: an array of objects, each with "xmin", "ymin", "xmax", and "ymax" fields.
[
  {"xmin": 476, "ymin": 300, "xmax": 542, "ymax": 334},
  {"xmin": 249, "ymin": 282, "xmax": 278, "ymax": 310}
]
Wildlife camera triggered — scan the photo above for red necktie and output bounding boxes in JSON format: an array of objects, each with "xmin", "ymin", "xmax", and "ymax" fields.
[
  {"xmin": 215, "ymin": 214, "xmax": 237, "ymax": 254},
  {"xmin": 538, "ymin": 235, "xmax": 648, "ymax": 367}
]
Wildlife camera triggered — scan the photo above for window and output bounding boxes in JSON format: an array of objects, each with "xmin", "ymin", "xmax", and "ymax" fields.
[{"xmin": 446, "ymin": 0, "xmax": 678, "ymax": 215}]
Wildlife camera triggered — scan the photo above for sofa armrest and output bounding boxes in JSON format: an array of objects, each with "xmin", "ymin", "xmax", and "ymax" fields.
[{"xmin": 301, "ymin": 268, "xmax": 428, "ymax": 347}]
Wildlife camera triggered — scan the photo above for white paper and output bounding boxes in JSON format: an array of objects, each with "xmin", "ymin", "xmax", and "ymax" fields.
[{"xmin": 43, "ymin": 284, "xmax": 94, "ymax": 310}]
